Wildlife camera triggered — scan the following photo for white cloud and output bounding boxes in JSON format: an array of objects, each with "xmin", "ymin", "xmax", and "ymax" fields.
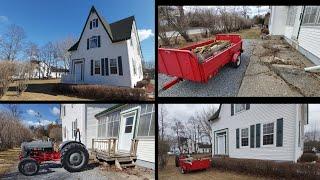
[
  {"xmin": 138, "ymin": 29, "xmax": 154, "ymax": 41},
  {"xmin": 0, "ymin": 16, "xmax": 8, "ymax": 23},
  {"xmin": 27, "ymin": 109, "xmax": 38, "ymax": 116},
  {"xmin": 25, "ymin": 119, "xmax": 55, "ymax": 127},
  {"xmin": 50, "ymin": 107, "xmax": 60, "ymax": 116}
]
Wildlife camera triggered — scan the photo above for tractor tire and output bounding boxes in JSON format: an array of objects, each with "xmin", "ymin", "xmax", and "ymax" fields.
[
  {"xmin": 175, "ymin": 155, "xmax": 179, "ymax": 167},
  {"xmin": 233, "ymin": 54, "xmax": 241, "ymax": 68},
  {"xmin": 60, "ymin": 142, "xmax": 89, "ymax": 172},
  {"xmin": 18, "ymin": 158, "xmax": 39, "ymax": 176}
]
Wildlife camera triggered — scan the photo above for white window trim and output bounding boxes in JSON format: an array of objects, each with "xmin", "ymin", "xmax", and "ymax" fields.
[
  {"xmin": 94, "ymin": 60, "xmax": 101, "ymax": 75},
  {"xmin": 92, "ymin": 19, "xmax": 98, "ymax": 28},
  {"xmin": 234, "ymin": 104, "xmax": 246, "ymax": 115},
  {"xmin": 214, "ymin": 129, "xmax": 228, "ymax": 155},
  {"xmin": 240, "ymin": 128, "xmax": 249, "ymax": 147},
  {"xmin": 302, "ymin": 6, "xmax": 320, "ymax": 26},
  {"xmin": 89, "ymin": 36, "xmax": 98, "ymax": 48},
  {"xmin": 262, "ymin": 122, "xmax": 275, "ymax": 147},
  {"xmin": 109, "ymin": 58, "xmax": 119, "ymax": 75}
]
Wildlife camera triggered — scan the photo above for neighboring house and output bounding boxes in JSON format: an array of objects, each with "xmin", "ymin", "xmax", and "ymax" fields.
[
  {"xmin": 61, "ymin": 104, "xmax": 155, "ymax": 169},
  {"xmin": 198, "ymin": 143, "xmax": 212, "ymax": 153},
  {"xmin": 209, "ymin": 104, "xmax": 308, "ymax": 162},
  {"xmin": 30, "ymin": 60, "xmax": 50, "ymax": 79},
  {"xmin": 269, "ymin": 6, "xmax": 320, "ymax": 65},
  {"xmin": 62, "ymin": 6, "xmax": 143, "ymax": 88},
  {"xmin": 50, "ymin": 67, "xmax": 69, "ymax": 79}
]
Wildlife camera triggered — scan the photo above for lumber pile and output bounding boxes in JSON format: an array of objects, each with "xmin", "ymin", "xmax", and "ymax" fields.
[{"xmin": 192, "ymin": 40, "xmax": 231, "ymax": 63}]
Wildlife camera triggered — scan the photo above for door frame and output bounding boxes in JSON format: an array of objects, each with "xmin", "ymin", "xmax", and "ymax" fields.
[
  {"xmin": 213, "ymin": 128, "xmax": 229, "ymax": 156},
  {"xmin": 118, "ymin": 106, "xmax": 140, "ymax": 152},
  {"xmin": 72, "ymin": 59, "xmax": 85, "ymax": 82}
]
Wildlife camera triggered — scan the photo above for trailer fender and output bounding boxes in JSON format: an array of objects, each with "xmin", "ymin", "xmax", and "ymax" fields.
[{"xmin": 231, "ymin": 51, "xmax": 241, "ymax": 63}]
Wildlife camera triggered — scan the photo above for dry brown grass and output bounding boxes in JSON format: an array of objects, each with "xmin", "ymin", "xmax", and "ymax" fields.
[
  {"xmin": 0, "ymin": 148, "xmax": 20, "ymax": 177},
  {"xmin": 159, "ymin": 155, "xmax": 268, "ymax": 180}
]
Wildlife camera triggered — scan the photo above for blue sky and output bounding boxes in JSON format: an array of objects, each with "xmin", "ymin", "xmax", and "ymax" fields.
[
  {"xmin": 0, "ymin": 0, "xmax": 155, "ymax": 63},
  {"xmin": 0, "ymin": 104, "xmax": 60, "ymax": 127}
]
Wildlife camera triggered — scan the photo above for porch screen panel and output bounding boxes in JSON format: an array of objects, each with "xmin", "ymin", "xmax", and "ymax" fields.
[
  {"xmin": 106, "ymin": 111, "xmax": 120, "ymax": 137},
  {"xmin": 137, "ymin": 104, "xmax": 155, "ymax": 137}
]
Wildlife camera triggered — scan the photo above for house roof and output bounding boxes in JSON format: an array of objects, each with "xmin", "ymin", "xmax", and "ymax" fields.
[
  {"xmin": 208, "ymin": 104, "xmax": 222, "ymax": 121},
  {"xmin": 95, "ymin": 104, "xmax": 127, "ymax": 118},
  {"xmin": 68, "ymin": 6, "xmax": 135, "ymax": 51}
]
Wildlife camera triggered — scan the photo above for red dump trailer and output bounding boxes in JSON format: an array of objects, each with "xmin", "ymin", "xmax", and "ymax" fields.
[
  {"xmin": 158, "ymin": 34, "xmax": 243, "ymax": 90},
  {"xmin": 177, "ymin": 155, "xmax": 211, "ymax": 174}
]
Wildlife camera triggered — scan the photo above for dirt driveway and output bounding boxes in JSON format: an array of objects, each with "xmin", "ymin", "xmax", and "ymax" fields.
[
  {"xmin": 1, "ymin": 79, "xmax": 89, "ymax": 101},
  {"xmin": 159, "ymin": 155, "xmax": 269, "ymax": 180},
  {"xmin": 2, "ymin": 160, "xmax": 154, "ymax": 180},
  {"xmin": 238, "ymin": 37, "xmax": 320, "ymax": 97}
]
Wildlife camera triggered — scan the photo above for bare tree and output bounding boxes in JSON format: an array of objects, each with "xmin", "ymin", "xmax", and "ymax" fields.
[
  {"xmin": 171, "ymin": 118, "xmax": 185, "ymax": 153},
  {"xmin": 49, "ymin": 126, "xmax": 62, "ymax": 142},
  {"xmin": 25, "ymin": 42, "xmax": 40, "ymax": 61},
  {"xmin": 55, "ymin": 36, "xmax": 76, "ymax": 71},
  {"xmin": 0, "ymin": 24, "xmax": 26, "ymax": 61},
  {"xmin": 159, "ymin": 104, "xmax": 168, "ymax": 141},
  {"xmin": 4, "ymin": 104, "xmax": 22, "ymax": 119}
]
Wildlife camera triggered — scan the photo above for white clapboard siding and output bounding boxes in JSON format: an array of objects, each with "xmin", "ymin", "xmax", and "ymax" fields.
[
  {"xmin": 136, "ymin": 139, "xmax": 155, "ymax": 163},
  {"xmin": 212, "ymin": 104, "xmax": 300, "ymax": 162},
  {"xmin": 284, "ymin": 26, "xmax": 294, "ymax": 39},
  {"xmin": 298, "ymin": 26, "xmax": 320, "ymax": 58}
]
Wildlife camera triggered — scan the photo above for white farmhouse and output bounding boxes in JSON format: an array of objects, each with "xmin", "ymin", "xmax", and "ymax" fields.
[
  {"xmin": 62, "ymin": 6, "xmax": 143, "ymax": 88},
  {"xmin": 269, "ymin": 6, "xmax": 320, "ymax": 65},
  {"xmin": 30, "ymin": 60, "xmax": 50, "ymax": 79},
  {"xmin": 61, "ymin": 104, "xmax": 155, "ymax": 169},
  {"xmin": 209, "ymin": 104, "xmax": 308, "ymax": 162}
]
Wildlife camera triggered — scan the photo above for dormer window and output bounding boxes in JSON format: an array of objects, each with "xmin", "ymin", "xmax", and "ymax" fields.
[{"xmin": 90, "ymin": 18, "xmax": 98, "ymax": 29}]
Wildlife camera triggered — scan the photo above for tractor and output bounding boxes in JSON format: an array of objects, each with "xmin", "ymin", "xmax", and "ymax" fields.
[{"xmin": 18, "ymin": 129, "xmax": 89, "ymax": 176}]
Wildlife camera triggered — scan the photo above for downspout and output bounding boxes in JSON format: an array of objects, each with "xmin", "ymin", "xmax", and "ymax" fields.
[{"xmin": 296, "ymin": 6, "xmax": 305, "ymax": 40}]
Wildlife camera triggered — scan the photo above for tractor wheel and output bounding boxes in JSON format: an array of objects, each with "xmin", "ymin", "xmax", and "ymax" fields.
[
  {"xmin": 233, "ymin": 54, "xmax": 241, "ymax": 68},
  {"xmin": 60, "ymin": 142, "xmax": 89, "ymax": 172},
  {"xmin": 18, "ymin": 158, "xmax": 39, "ymax": 176},
  {"xmin": 175, "ymin": 155, "xmax": 179, "ymax": 167}
]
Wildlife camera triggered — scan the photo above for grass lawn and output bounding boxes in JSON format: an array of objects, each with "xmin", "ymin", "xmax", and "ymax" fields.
[
  {"xmin": 233, "ymin": 27, "xmax": 260, "ymax": 39},
  {"xmin": 1, "ymin": 79, "xmax": 90, "ymax": 101},
  {"xmin": 0, "ymin": 148, "xmax": 20, "ymax": 177},
  {"xmin": 159, "ymin": 155, "xmax": 269, "ymax": 180}
]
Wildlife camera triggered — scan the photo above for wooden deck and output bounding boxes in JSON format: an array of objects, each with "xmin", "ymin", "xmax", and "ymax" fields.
[{"xmin": 90, "ymin": 138, "xmax": 139, "ymax": 163}]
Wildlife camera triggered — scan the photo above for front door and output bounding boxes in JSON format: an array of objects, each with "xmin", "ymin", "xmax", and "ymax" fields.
[
  {"xmin": 217, "ymin": 135, "xmax": 226, "ymax": 155},
  {"xmin": 74, "ymin": 61, "xmax": 83, "ymax": 82},
  {"xmin": 118, "ymin": 110, "xmax": 137, "ymax": 152}
]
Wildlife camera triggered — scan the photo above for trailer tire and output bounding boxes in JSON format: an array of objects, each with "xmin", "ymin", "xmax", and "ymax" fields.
[
  {"xmin": 60, "ymin": 142, "xmax": 89, "ymax": 172},
  {"xmin": 233, "ymin": 54, "xmax": 241, "ymax": 68},
  {"xmin": 180, "ymin": 167, "xmax": 186, "ymax": 174},
  {"xmin": 18, "ymin": 158, "xmax": 39, "ymax": 176},
  {"xmin": 175, "ymin": 155, "xmax": 179, "ymax": 167}
]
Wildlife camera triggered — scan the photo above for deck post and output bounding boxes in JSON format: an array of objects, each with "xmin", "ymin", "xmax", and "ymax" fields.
[
  {"xmin": 92, "ymin": 138, "xmax": 94, "ymax": 151},
  {"xmin": 134, "ymin": 139, "xmax": 139, "ymax": 156},
  {"xmin": 108, "ymin": 139, "xmax": 111, "ymax": 156}
]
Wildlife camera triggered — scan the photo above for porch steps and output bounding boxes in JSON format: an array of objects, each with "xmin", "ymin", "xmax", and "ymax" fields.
[{"xmin": 115, "ymin": 158, "xmax": 135, "ymax": 170}]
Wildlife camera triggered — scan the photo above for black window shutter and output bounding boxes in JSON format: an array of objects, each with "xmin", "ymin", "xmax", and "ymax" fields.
[
  {"xmin": 96, "ymin": 19, "xmax": 98, "ymax": 27},
  {"xmin": 250, "ymin": 125, "xmax": 255, "ymax": 148},
  {"xmin": 90, "ymin": 60, "xmax": 93, "ymax": 75},
  {"xmin": 118, "ymin": 56, "xmax": 123, "ymax": 75},
  {"xmin": 87, "ymin": 39, "xmax": 89, "ymax": 50},
  {"xmin": 90, "ymin": 21, "xmax": 92, "ymax": 29},
  {"xmin": 256, "ymin": 124, "xmax": 261, "ymax": 148},
  {"xmin": 236, "ymin": 128, "xmax": 239, "ymax": 149},
  {"xmin": 276, "ymin": 118, "xmax": 283, "ymax": 147},
  {"xmin": 98, "ymin": 36, "xmax": 101, "ymax": 47},
  {"xmin": 246, "ymin": 104, "xmax": 250, "ymax": 110},
  {"xmin": 231, "ymin": 104, "xmax": 234, "ymax": 116},
  {"xmin": 101, "ymin": 58, "xmax": 104, "ymax": 76},
  {"xmin": 105, "ymin": 58, "xmax": 109, "ymax": 76}
]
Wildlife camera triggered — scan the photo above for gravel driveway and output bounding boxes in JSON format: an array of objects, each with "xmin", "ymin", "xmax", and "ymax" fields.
[
  {"xmin": 2, "ymin": 162, "xmax": 154, "ymax": 180},
  {"xmin": 158, "ymin": 39, "xmax": 257, "ymax": 97}
]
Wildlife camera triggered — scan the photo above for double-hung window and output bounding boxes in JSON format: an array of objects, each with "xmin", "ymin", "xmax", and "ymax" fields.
[
  {"xmin": 98, "ymin": 117, "xmax": 106, "ymax": 138},
  {"xmin": 107, "ymin": 112, "xmax": 120, "ymax": 137},
  {"xmin": 90, "ymin": 36, "xmax": 98, "ymax": 48},
  {"xmin": 110, "ymin": 59, "xmax": 118, "ymax": 75},
  {"xmin": 95, "ymin": 60, "xmax": 100, "ymax": 74},
  {"xmin": 263, "ymin": 123, "xmax": 274, "ymax": 145},
  {"xmin": 235, "ymin": 104, "xmax": 246, "ymax": 114},
  {"xmin": 302, "ymin": 6, "xmax": 320, "ymax": 25},
  {"xmin": 241, "ymin": 128, "xmax": 249, "ymax": 146}
]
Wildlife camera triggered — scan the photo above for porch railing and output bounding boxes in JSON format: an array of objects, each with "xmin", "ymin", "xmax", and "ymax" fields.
[{"xmin": 91, "ymin": 138, "xmax": 139, "ymax": 157}]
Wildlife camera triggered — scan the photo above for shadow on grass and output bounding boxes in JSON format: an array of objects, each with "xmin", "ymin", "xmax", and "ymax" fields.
[{"xmin": 7, "ymin": 83, "xmax": 60, "ymax": 96}]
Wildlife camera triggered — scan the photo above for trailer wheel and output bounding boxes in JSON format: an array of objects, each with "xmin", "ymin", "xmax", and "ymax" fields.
[
  {"xmin": 18, "ymin": 158, "xmax": 39, "ymax": 176},
  {"xmin": 60, "ymin": 142, "xmax": 89, "ymax": 172},
  {"xmin": 233, "ymin": 54, "xmax": 241, "ymax": 68},
  {"xmin": 180, "ymin": 167, "xmax": 186, "ymax": 174},
  {"xmin": 175, "ymin": 155, "xmax": 179, "ymax": 167}
]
